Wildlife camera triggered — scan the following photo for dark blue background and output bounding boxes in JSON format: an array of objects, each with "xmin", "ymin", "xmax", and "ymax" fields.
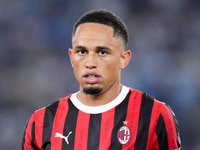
[{"xmin": 0, "ymin": 0, "xmax": 199, "ymax": 149}]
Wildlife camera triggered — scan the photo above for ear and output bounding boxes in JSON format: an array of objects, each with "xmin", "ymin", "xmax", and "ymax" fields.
[
  {"xmin": 120, "ymin": 50, "xmax": 131, "ymax": 69},
  {"xmin": 68, "ymin": 48, "xmax": 73, "ymax": 67}
]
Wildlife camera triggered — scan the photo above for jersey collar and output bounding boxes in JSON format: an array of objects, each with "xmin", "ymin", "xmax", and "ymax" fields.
[{"xmin": 70, "ymin": 85, "xmax": 130, "ymax": 114}]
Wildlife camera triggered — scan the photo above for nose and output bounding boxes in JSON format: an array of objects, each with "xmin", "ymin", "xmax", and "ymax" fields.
[{"xmin": 86, "ymin": 52, "xmax": 97, "ymax": 69}]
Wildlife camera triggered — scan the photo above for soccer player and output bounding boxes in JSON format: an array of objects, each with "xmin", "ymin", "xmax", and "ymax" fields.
[{"xmin": 22, "ymin": 9, "xmax": 182, "ymax": 150}]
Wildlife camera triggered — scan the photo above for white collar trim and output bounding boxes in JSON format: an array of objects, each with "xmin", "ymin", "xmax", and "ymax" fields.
[{"xmin": 70, "ymin": 85, "xmax": 130, "ymax": 114}]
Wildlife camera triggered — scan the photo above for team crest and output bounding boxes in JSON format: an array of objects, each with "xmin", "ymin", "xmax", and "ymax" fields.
[{"xmin": 117, "ymin": 120, "xmax": 131, "ymax": 145}]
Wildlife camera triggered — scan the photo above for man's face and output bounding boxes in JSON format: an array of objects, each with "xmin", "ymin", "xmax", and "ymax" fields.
[{"xmin": 69, "ymin": 23, "xmax": 129, "ymax": 95}]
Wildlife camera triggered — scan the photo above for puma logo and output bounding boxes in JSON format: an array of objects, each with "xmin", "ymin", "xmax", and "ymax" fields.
[{"xmin": 55, "ymin": 131, "xmax": 72, "ymax": 144}]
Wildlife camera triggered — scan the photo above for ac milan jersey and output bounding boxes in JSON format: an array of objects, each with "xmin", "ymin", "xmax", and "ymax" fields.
[{"xmin": 22, "ymin": 86, "xmax": 182, "ymax": 150}]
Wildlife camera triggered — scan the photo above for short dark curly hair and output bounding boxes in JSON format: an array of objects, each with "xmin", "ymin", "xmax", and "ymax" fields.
[{"xmin": 72, "ymin": 9, "xmax": 129, "ymax": 50}]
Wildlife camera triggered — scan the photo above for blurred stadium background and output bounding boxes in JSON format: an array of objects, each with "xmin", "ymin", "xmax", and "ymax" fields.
[{"xmin": 0, "ymin": 0, "xmax": 200, "ymax": 149}]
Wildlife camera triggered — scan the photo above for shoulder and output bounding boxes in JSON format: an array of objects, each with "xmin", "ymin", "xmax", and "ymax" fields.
[
  {"xmin": 128, "ymin": 88, "xmax": 163, "ymax": 106},
  {"xmin": 128, "ymin": 88, "xmax": 173, "ymax": 115},
  {"xmin": 32, "ymin": 94, "xmax": 72, "ymax": 119},
  {"xmin": 128, "ymin": 88, "xmax": 181, "ymax": 148}
]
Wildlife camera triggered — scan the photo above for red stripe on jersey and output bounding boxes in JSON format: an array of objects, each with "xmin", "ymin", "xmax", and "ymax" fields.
[
  {"xmin": 146, "ymin": 99, "xmax": 162, "ymax": 150},
  {"xmin": 122, "ymin": 89, "xmax": 142, "ymax": 149},
  {"xmin": 161, "ymin": 104, "xmax": 178, "ymax": 149},
  {"xmin": 74, "ymin": 111, "xmax": 90, "ymax": 150},
  {"xmin": 151, "ymin": 132, "xmax": 159, "ymax": 149},
  {"xmin": 34, "ymin": 108, "xmax": 46, "ymax": 149},
  {"xmin": 51, "ymin": 97, "xmax": 69, "ymax": 150},
  {"xmin": 24, "ymin": 114, "xmax": 35, "ymax": 150},
  {"xmin": 99, "ymin": 108, "xmax": 115, "ymax": 150}
]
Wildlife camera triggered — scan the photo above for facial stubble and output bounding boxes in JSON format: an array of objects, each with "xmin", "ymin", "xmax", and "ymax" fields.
[{"xmin": 83, "ymin": 86, "xmax": 103, "ymax": 95}]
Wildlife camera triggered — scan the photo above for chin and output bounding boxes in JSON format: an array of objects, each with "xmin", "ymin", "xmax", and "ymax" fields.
[{"xmin": 83, "ymin": 86, "xmax": 103, "ymax": 95}]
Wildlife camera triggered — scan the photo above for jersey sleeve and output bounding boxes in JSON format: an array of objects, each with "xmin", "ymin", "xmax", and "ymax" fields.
[
  {"xmin": 156, "ymin": 103, "xmax": 182, "ymax": 150},
  {"xmin": 22, "ymin": 113, "xmax": 38, "ymax": 150},
  {"xmin": 22, "ymin": 108, "xmax": 46, "ymax": 150}
]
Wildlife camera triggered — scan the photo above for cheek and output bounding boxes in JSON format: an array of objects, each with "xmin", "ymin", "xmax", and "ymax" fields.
[
  {"xmin": 103, "ymin": 60, "xmax": 121, "ymax": 78},
  {"xmin": 73, "ymin": 63, "xmax": 83, "ymax": 80}
]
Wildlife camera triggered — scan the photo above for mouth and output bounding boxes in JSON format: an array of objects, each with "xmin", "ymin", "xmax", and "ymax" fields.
[
  {"xmin": 83, "ymin": 72, "xmax": 100, "ymax": 84},
  {"xmin": 85, "ymin": 74, "xmax": 98, "ymax": 78}
]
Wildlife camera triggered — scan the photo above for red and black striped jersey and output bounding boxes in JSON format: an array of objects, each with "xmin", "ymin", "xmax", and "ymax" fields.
[{"xmin": 22, "ymin": 86, "xmax": 182, "ymax": 150}]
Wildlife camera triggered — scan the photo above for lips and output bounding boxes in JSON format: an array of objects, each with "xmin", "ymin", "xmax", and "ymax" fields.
[{"xmin": 83, "ymin": 72, "xmax": 100, "ymax": 84}]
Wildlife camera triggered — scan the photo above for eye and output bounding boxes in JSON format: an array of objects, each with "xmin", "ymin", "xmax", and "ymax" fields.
[
  {"xmin": 77, "ymin": 50, "xmax": 87, "ymax": 55},
  {"xmin": 99, "ymin": 50, "xmax": 107, "ymax": 56}
]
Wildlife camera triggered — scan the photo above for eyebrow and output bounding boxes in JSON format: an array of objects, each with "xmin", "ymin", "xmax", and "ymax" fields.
[
  {"xmin": 74, "ymin": 45, "xmax": 111, "ymax": 51},
  {"xmin": 96, "ymin": 46, "xmax": 111, "ymax": 51},
  {"xmin": 74, "ymin": 45, "xmax": 86, "ymax": 50}
]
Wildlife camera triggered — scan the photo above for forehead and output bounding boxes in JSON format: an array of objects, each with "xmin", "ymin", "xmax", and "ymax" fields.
[
  {"xmin": 73, "ymin": 23, "xmax": 114, "ymax": 38},
  {"xmin": 72, "ymin": 23, "xmax": 123, "ymax": 49}
]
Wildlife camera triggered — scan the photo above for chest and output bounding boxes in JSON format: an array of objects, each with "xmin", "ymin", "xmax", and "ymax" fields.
[
  {"xmin": 39, "ymin": 92, "xmax": 159, "ymax": 150},
  {"xmin": 41, "ymin": 107, "xmax": 157, "ymax": 150}
]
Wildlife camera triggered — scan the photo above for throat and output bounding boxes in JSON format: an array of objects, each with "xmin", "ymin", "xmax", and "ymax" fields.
[{"xmin": 77, "ymin": 85, "xmax": 122, "ymax": 106}]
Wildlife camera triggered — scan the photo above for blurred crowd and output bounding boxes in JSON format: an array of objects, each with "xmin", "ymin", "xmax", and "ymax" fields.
[{"xmin": 0, "ymin": 0, "xmax": 200, "ymax": 149}]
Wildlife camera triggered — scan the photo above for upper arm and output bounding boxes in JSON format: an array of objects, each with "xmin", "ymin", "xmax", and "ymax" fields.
[
  {"xmin": 156, "ymin": 104, "xmax": 182, "ymax": 150},
  {"xmin": 22, "ymin": 114, "xmax": 38, "ymax": 150}
]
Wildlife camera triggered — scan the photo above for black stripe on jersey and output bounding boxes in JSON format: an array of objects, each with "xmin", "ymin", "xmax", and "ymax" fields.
[
  {"xmin": 109, "ymin": 91, "xmax": 131, "ymax": 150},
  {"xmin": 62, "ymin": 99, "xmax": 79, "ymax": 150},
  {"xmin": 87, "ymin": 114, "xmax": 102, "ymax": 150},
  {"xmin": 135, "ymin": 93, "xmax": 154, "ymax": 149},
  {"xmin": 22, "ymin": 117, "xmax": 29, "ymax": 150},
  {"xmin": 31, "ymin": 121, "xmax": 39, "ymax": 150},
  {"xmin": 155, "ymin": 114, "xmax": 168, "ymax": 150},
  {"xmin": 42, "ymin": 101, "xmax": 59, "ymax": 149},
  {"xmin": 165, "ymin": 104, "xmax": 180, "ymax": 136},
  {"xmin": 165, "ymin": 104, "xmax": 182, "ymax": 149}
]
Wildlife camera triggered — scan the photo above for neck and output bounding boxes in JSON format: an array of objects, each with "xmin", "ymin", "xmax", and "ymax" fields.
[{"xmin": 77, "ymin": 84, "xmax": 122, "ymax": 106}]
